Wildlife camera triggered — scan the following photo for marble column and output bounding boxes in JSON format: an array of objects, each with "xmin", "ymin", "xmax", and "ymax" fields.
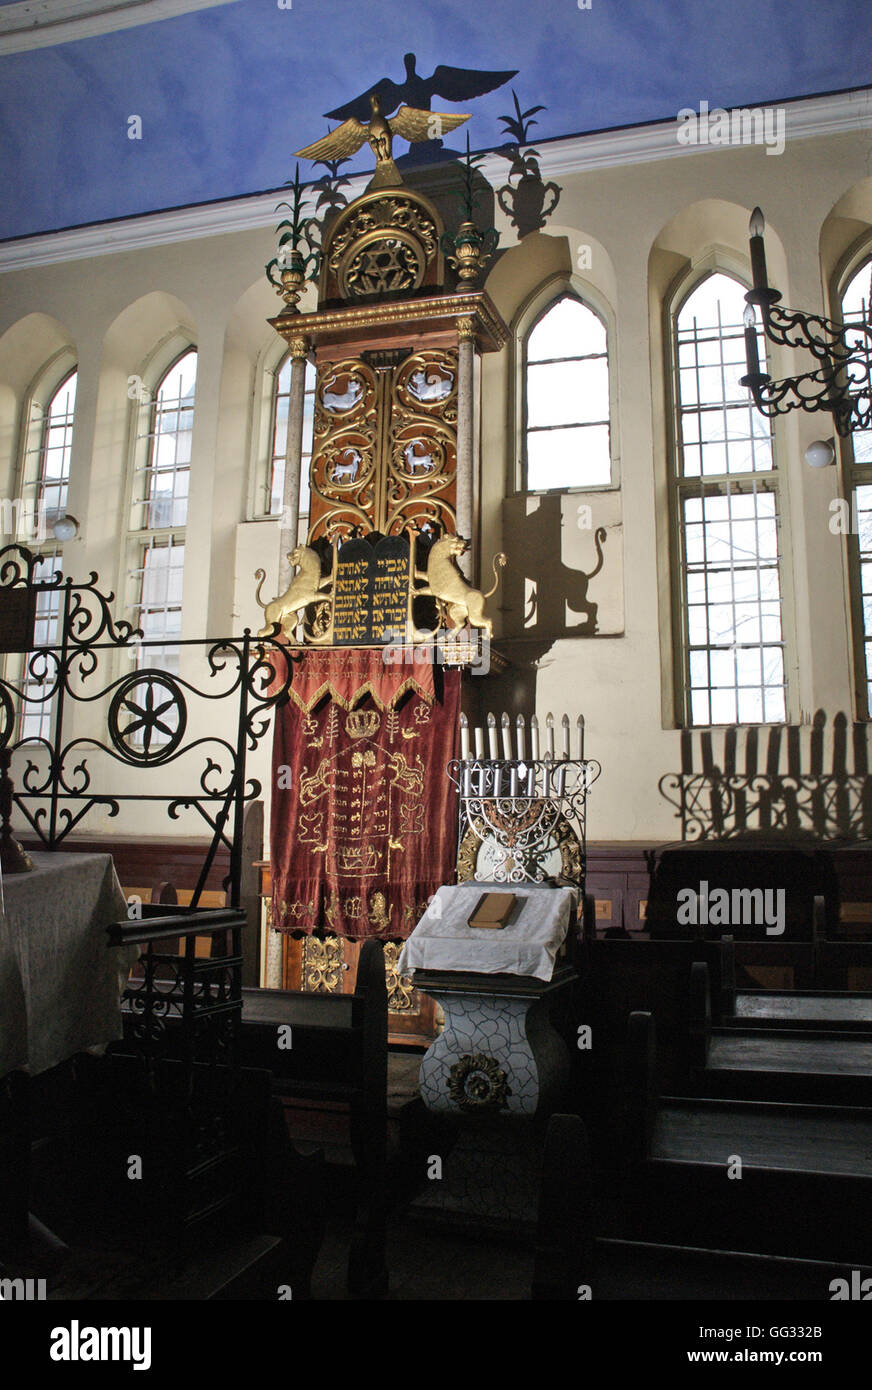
[
  {"xmin": 277, "ymin": 334, "xmax": 310, "ymax": 590},
  {"xmin": 267, "ymin": 334, "xmax": 308, "ymax": 989},
  {"xmin": 264, "ymin": 908, "xmax": 283, "ymax": 988},
  {"xmin": 455, "ymin": 317, "xmax": 476, "ymax": 578}
]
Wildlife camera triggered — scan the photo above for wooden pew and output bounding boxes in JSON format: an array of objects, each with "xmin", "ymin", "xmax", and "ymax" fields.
[
  {"xmin": 120, "ymin": 877, "xmax": 389, "ymax": 1291},
  {"xmin": 238, "ymin": 938, "xmax": 388, "ymax": 1297},
  {"xmin": 10, "ymin": 899, "xmax": 330, "ymax": 1299},
  {"xmin": 618, "ymin": 1009, "xmax": 872, "ymax": 1264},
  {"xmin": 533, "ymin": 1111, "xmax": 872, "ymax": 1300}
]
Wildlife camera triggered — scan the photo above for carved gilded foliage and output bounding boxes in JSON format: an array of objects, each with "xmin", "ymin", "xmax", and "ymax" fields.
[{"xmin": 308, "ymin": 348, "xmax": 458, "ymax": 543}]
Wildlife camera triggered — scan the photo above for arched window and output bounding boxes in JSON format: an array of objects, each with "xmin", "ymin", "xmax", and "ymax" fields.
[
  {"xmin": 267, "ymin": 356, "xmax": 316, "ymax": 519},
  {"xmin": 35, "ymin": 369, "xmax": 76, "ymax": 523},
  {"xmin": 17, "ymin": 365, "xmax": 77, "ymax": 741},
  {"xmin": 672, "ymin": 272, "xmax": 787, "ymax": 726},
  {"xmin": 128, "ymin": 347, "xmax": 196, "ymax": 673},
  {"xmin": 838, "ymin": 256, "xmax": 872, "ymax": 713},
  {"xmin": 523, "ymin": 295, "xmax": 611, "ymax": 491}
]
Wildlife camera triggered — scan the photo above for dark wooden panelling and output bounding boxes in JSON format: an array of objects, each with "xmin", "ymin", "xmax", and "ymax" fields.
[
  {"xmin": 21, "ymin": 834, "xmax": 872, "ymax": 946},
  {"xmin": 20, "ymin": 835, "xmax": 230, "ymax": 895}
]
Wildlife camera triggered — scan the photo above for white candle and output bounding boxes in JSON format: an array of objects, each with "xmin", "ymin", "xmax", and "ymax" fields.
[
  {"xmin": 515, "ymin": 713, "xmax": 526, "ymax": 761},
  {"xmin": 546, "ymin": 712, "xmax": 555, "ymax": 758},
  {"xmin": 460, "ymin": 712, "xmax": 470, "ymax": 759},
  {"xmin": 487, "ymin": 712, "xmax": 498, "ymax": 759},
  {"xmin": 509, "ymin": 765, "xmax": 519, "ymax": 796},
  {"xmin": 576, "ymin": 713, "xmax": 584, "ymax": 762},
  {"xmin": 530, "ymin": 713, "xmax": 540, "ymax": 760},
  {"xmin": 501, "ymin": 712, "xmax": 512, "ymax": 760},
  {"xmin": 474, "ymin": 724, "xmax": 484, "ymax": 759},
  {"xmin": 561, "ymin": 713, "xmax": 571, "ymax": 760}
]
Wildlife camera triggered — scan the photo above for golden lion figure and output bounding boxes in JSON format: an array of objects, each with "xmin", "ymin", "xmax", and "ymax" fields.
[
  {"xmin": 416, "ymin": 535, "xmax": 506, "ymax": 636},
  {"xmin": 254, "ymin": 544, "xmax": 331, "ymax": 639}
]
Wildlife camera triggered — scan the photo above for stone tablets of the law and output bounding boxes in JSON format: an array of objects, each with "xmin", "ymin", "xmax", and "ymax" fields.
[{"xmin": 332, "ymin": 534, "xmax": 410, "ymax": 645}]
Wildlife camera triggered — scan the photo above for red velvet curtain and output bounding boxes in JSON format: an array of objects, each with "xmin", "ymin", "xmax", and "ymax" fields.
[{"xmin": 271, "ymin": 650, "xmax": 460, "ymax": 940}]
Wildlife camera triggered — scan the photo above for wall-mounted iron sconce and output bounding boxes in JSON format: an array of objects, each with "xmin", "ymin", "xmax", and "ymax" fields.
[{"xmin": 740, "ymin": 207, "xmax": 872, "ymax": 438}]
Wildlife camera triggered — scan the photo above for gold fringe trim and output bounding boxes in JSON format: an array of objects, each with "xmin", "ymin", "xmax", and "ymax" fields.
[{"xmin": 286, "ymin": 673, "xmax": 434, "ymax": 713}]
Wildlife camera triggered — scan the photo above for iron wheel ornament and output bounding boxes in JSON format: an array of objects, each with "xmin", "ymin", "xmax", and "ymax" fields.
[{"xmin": 109, "ymin": 672, "xmax": 186, "ymax": 764}]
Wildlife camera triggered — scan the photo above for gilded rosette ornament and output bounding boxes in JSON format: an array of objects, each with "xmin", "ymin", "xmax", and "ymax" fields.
[{"xmin": 447, "ymin": 1054, "xmax": 511, "ymax": 1111}]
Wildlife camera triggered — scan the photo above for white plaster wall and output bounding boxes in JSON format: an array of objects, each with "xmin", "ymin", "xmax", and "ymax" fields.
[{"xmin": 0, "ymin": 119, "xmax": 870, "ymax": 844}]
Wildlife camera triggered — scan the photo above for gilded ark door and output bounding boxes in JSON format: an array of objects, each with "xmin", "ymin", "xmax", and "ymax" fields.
[{"xmin": 307, "ymin": 346, "xmax": 458, "ymax": 545}]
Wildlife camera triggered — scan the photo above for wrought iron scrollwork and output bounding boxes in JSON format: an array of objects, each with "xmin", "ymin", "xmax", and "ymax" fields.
[
  {"xmin": 0, "ymin": 545, "xmax": 295, "ymax": 905},
  {"xmin": 447, "ymin": 756, "xmax": 600, "ymax": 890}
]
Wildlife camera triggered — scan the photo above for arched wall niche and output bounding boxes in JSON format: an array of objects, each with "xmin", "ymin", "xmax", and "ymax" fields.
[
  {"xmin": 0, "ymin": 313, "xmax": 76, "ymax": 498},
  {"xmin": 485, "ymin": 228, "xmax": 617, "ymax": 328},
  {"xmin": 480, "ymin": 231, "xmax": 618, "ymax": 573},
  {"xmin": 478, "ymin": 230, "xmax": 622, "ymax": 652},
  {"xmin": 225, "ymin": 274, "xmax": 316, "ymax": 527},
  {"xmin": 647, "ymin": 198, "xmax": 793, "ymax": 728},
  {"xmin": 819, "ymin": 179, "xmax": 872, "ymax": 720},
  {"xmin": 820, "ymin": 177, "xmax": 872, "ymax": 303},
  {"xmin": 89, "ymin": 291, "xmax": 197, "ymax": 611}
]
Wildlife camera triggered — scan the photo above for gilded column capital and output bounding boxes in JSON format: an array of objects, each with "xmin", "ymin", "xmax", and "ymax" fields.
[
  {"xmin": 456, "ymin": 316, "xmax": 476, "ymax": 342},
  {"xmin": 288, "ymin": 335, "xmax": 310, "ymax": 360}
]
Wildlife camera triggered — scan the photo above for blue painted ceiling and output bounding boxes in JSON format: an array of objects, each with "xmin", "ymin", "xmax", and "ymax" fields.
[{"xmin": 1, "ymin": 0, "xmax": 871, "ymax": 242}]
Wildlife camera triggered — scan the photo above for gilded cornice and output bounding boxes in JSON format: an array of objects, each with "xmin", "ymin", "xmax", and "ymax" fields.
[{"xmin": 269, "ymin": 290, "xmax": 509, "ymax": 354}]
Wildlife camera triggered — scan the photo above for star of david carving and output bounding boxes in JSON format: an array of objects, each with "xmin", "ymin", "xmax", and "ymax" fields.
[{"xmin": 358, "ymin": 239, "xmax": 412, "ymax": 292}]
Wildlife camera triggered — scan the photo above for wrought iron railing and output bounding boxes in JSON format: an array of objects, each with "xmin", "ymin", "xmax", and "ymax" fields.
[
  {"xmin": 0, "ymin": 545, "xmax": 300, "ymax": 1240},
  {"xmin": 0, "ymin": 544, "xmax": 295, "ymax": 906}
]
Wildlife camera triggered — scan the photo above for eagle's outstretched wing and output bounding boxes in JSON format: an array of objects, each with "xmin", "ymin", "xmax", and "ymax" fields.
[
  {"xmin": 295, "ymin": 118, "xmax": 369, "ymax": 163},
  {"xmin": 428, "ymin": 64, "xmax": 518, "ymax": 103},
  {"xmin": 390, "ymin": 106, "xmax": 470, "ymax": 143},
  {"xmin": 325, "ymin": 78, "xmax": 404, "ymax": 125}
]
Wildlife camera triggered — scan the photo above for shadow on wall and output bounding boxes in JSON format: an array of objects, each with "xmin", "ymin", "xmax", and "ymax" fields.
[
  {"xmin": 660, "ymin": 711, "xmax": 872, "ymax": 842},
  {"xmin": 501, "ymin": 493, "xmax": 609, "ymax": 638}
]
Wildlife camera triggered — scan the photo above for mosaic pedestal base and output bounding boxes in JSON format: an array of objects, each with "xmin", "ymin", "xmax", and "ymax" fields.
[{"xmin": 410, "ymin": 966, "xmax": 573, "ymax": 1226}]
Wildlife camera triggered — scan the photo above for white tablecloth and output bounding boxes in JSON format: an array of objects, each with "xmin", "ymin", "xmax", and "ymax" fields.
[
  {"xmin": 0, "ymin": 851, "xmax": 133, "ymax": 1076},
  {"xmin": 399, "ymin": 881, "xmax": 576, "ymax": 982}
]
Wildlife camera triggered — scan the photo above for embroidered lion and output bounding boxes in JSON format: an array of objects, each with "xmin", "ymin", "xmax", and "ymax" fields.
[
  {"xmin": 254, "ymin": 544, "xmax": 331, "ymax": 639},
  {"xmin": 416, "ymin": 535, "xmax": 506, "ymax": 636}
]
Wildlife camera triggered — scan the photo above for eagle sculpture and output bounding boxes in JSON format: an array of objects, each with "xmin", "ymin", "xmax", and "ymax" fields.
[
  {"xmin": 295, "ymin": 93, "xmax": 470, "ymax": 189},
  {"xmin": 322, "ymin": 53, "xmax": 518, "ymax": 167}
]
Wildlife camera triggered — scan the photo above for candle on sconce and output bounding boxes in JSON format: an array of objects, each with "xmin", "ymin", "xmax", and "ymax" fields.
[
  {"xmin": 509, "ymin": 764, "xmax": 519, "ymax": 796},
  {"xmin": 487, "ymin": 712, "xmax": 498, "ymax": 759},
  {"xmin": 743, "ymin": 303, "xmax": 762, "ymax": 380},
  {"xmin": 516, "ymin": 713, "xmax": 526, "ymax": 762},
  {"xmin": 530, "ymin": 713, "xmax": 540, "ymax": 760},
  {"xmin": 474, "ymin": 723, "xmax": 484, "ymax": 758},
  {"xmin": 460, "ymin": 712, "xmax": 470, "ymax": 760},
  {"xmin": 501, "ymin": 712, "xmax": 512, "ymax": 760},
  {"xmin": 576, "ymin": 713, "xmax": 585, "ymax": 762},
  {"xmin": 546, "ymin": 712, "xmax": 555, "ymax": 758},
  {"xmin": 749, "ymin": 206, "xmax": 768, "ymax": 294},
  {"xmin": 561, "ymin": 712, "xmax": 571, "ymax": 760},
  {"xmin": 543, "ymin": 751, "xmax": 553, "ymax": 797}
]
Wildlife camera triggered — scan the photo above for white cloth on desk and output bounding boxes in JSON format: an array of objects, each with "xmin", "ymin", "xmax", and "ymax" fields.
[
  {"xmin": 0, "ymin": 851, "xmax": 133, "ymax": 1077},
  {"xmin": 0, "ymin": 896, "xmax": 28, "ymax": 1076},
  {"xmin": 399, "ymin": 881, "xmax": 576, "ymax": 982}
]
